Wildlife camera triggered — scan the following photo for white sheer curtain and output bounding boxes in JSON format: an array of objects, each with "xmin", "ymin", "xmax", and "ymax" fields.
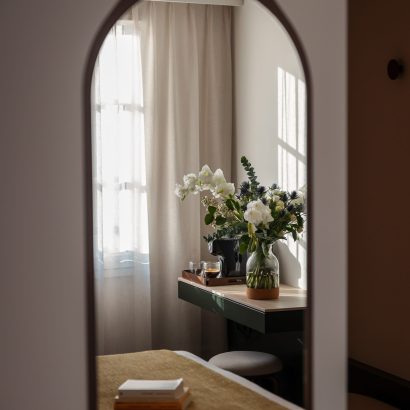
[
  {"xmin": 92, "ymin": 2, "xmax": 232, "ymax": 356},
  {"xmin": 92, "ymin": 19, "xmax": 152, "ymax": 355},
  {"xmin": 135, "ymin": 2, "xmax": 232, "ymax": 354}
]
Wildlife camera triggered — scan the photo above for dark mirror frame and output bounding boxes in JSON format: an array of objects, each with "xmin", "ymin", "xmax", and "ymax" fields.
[{"xmin": 83, "ymin": 1, "xmax": 313, "ymax": 408}]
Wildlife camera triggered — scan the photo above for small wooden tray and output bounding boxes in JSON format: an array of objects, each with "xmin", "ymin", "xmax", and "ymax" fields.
[{"xmin": 181, "ymin": 270, "xmax": 246, "ymax": 286}]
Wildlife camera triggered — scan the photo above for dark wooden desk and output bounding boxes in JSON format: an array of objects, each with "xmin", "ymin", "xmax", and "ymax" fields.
[{"xmin": 178, "ymin": 278, "xmax": 307, "ymax": 334}]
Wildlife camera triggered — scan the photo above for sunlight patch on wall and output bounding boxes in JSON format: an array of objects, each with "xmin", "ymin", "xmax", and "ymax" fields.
[{"xmin": 277, "ymin": 66, "xmax": 307, "ymax": 289}]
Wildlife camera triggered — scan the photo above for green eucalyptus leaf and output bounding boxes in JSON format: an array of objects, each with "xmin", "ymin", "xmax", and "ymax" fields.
[
  {"xmin": 205, "ymin": 213, "xmax": 214, "ymax": 225},
  {"xmin": 208, "ymin": 206, "xmax": 217, "ymax": 215},
  {"xmin": 215, "ymin": 216, "xmax": 227, "ymax": 225}
]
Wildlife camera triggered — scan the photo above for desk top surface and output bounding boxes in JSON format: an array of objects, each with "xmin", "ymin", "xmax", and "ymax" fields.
[{"xmin": 178, "ymin": 277, "xmax": 307, "ymax": 313}]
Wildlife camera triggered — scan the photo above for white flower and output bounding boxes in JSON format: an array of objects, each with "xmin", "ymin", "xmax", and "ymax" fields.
[
  {"xmin": 212, "ymin": 169, "xmax": 226, "ymax": 186},
  {"xmin": 198, "ymin": 165, "xmax": 213, "ymax": 187},
  {"xmin": 244, "ymin": 200, "xmax": 273, "ymax": 226},
  {"xmin": 214, "ymin": 182, "xmax": 235, "ymax": 198},
  {"xmin": 275, "ymin": 200, "xmax": 285, "ymax": 211},
  {"xmin": 175, "ymin": 183, "xmax": 188, "ymax": 200},
  {"xmin": 183, "ymin": 173, "xmax": 200, "ymax": 193},
  {"xmin": 244, "ymin": 208, "xmax": 262, "ymax": 225}
]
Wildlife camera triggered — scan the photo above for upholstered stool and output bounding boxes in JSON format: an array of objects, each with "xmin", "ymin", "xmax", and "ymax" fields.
[
  {"xmin": 209, "ymin": 351, "xmax": 283, "ymax": 393},
  {"xmin": 209, "ymin": 351, "xmax": 282, "ymax": 376}
]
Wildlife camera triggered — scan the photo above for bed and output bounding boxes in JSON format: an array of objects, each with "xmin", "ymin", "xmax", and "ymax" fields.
[{"xmin": 97, "ymin": 350, "xmax": 303, "ymax": 410}]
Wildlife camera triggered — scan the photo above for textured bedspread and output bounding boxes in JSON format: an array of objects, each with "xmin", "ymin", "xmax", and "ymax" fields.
[{"xmin": 97, "ymin": 350, "xmax": 288, "ymax": 410}]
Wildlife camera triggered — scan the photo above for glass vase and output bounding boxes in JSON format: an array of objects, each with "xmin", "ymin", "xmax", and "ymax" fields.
[{"xmin": 246, "ymin": 242, "xmax": 279, "ymax": 300}]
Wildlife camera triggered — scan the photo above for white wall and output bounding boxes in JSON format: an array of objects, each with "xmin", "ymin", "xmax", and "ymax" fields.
[
  {"xmin": 0, "ymin": 1, "xmax": 346, "ymax": 410},
  {"xmin": 275, "ymin": 1, "xmax": 347, "ymax": 408},
  {"xmin": 233, "ymin": 0, "xmax": 304, "ymax": 187},
  {"xmin": 232, "ymin": 0, "xmax": 307, "ymax": 290}
]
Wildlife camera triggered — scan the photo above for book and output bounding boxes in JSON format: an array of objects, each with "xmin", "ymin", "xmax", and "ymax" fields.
[
  {"xmin": 116, "ymin": 387, "xmax": 189, "ymax": 402},
  {"xmin": 114, "ymin": 387, "xmax": 192, "ymax": 410},
  {"xmin": 118, "ymin": 378, "xmax": 184, "ymax": 399}
]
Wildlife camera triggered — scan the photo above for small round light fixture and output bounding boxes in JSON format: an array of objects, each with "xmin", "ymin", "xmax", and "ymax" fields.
[{"xmin": 387, "ymin": 59, "xmax": 404, "ymax": 80}]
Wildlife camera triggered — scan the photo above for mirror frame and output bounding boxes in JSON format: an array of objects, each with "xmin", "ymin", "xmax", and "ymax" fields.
[{"xmin": 83, "ymin": 1, "xmax": 312, "ymax": 408}]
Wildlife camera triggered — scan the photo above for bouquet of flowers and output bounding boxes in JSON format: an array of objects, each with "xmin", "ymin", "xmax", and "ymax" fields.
[{"xmin": 175, "ymin": 156, "xmax": 305, "ymax": 290}]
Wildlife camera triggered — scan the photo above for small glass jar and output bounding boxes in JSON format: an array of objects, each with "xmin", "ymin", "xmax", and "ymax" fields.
[{"xmin": 188, "ymin": 261, "xmax": 199, "ymax": 274}]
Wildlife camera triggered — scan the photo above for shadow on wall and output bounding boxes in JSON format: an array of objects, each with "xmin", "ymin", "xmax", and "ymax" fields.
[{"xmin": 274, "ymin": 241, "xmax": 302, "ymax": 288}]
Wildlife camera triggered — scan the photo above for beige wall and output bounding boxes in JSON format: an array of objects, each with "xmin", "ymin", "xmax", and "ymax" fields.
[
  {"xmin": 349, "ymin": 0, "xmax": 410, "ymax": 381},
  {"xmin": 0, "ymin": 1, "xmax": 347, "ymax": 409},
  {"xmin": 232, "ymin": 0, "xmax": 304, "ymax": 187},
  {"xmin": 232, "ymin": 0, "xmax": 307, "ymax": 290},
  {"xmin": 0, "ymin": 1, "xmax": 118, "ymax": 409}
]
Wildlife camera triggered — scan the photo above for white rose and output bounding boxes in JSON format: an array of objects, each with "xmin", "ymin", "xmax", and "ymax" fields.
[
  {"xmin": 244, "ymin": 200, "xmax": 273, "ymax": 226},
  {"xmin": 183, "ymin": 173, "xmax": 200, "ymax": 193},
  {"xmin": 252, "ymin": 200, "xmax": 267, "ymax": 212},
  {"xmin": 214, "ymin": 182, "xmax": 235, "ymax": 198},
  {"xmin": 212, "ymin": 169, "xmax": 226, "ymax": 186},
  {"xmin": 244, "ymin": 208, "xmax": 263, "ymax": 225}
]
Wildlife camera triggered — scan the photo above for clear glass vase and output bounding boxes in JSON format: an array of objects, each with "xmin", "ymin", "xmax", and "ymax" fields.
[{"xmin": 246, "ymin": 242, "xmax": 279, "ymax": 299}]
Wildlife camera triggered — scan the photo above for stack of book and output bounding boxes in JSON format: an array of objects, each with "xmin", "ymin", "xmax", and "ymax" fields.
[{"xmin": 113, "ymin": 378, "xmax": 192, "ymax": 410}]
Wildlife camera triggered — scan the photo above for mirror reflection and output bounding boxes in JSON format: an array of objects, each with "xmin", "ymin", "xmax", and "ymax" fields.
[{"xmin": 92, "ymin": 0, "xmax": 307, "ymax": 408}]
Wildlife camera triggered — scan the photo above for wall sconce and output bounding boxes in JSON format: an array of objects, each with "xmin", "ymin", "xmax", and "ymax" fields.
[{"xmin": 387, "ymin": 59, "xmax": 404, "ymax": 80}]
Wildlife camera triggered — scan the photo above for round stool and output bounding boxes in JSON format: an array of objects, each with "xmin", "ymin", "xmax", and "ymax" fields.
[{"xmin": 209, "ymin": 351, "xmax": 282, "ymax": 377}]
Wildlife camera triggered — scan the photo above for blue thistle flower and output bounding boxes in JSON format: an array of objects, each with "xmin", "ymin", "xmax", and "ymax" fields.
[
  {"xmin": 280, "ymin": 192, "xmax": 288, "ymax": 202},
  {"xmin": 257, "ymin": 185, "xmax": 266, "ymax": 196},
  {"xmin": 240, "ymin": 181, "xmax": 250, "ymax": 196}
]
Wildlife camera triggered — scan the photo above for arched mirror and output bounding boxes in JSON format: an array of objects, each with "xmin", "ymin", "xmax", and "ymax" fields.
[{"xmin": 88, "ymin": 0, "xmax": 310, "ymax": 408}]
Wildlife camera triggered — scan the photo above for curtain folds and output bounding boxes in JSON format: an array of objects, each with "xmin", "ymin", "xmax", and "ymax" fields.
[
  {"xmin": 134, "ymin": 1, "xmax": 232, "ymax": 355},
  {"xmin": 93, "ymin": 2, "xmax": 232, "ymax": 356}
]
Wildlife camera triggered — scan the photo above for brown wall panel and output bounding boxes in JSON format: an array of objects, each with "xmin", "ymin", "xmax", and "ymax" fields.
[{"xmin": 349, "ymin": 0, "xmax": 410, "ymax": 381}]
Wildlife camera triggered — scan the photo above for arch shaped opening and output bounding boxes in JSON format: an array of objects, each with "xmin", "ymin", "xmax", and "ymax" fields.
[{"xmin": 84, "ymin": 1, "xmax": 312, "ymax": 408}]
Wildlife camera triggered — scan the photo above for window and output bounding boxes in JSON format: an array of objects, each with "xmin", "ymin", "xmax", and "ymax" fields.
[
  {"xmin": 92, "ymin": 18, "xmax": 149, "ymax": 277},
  {"xmin": 277, "ymin": 66, "xmax": 307, "ymax": 289}
]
